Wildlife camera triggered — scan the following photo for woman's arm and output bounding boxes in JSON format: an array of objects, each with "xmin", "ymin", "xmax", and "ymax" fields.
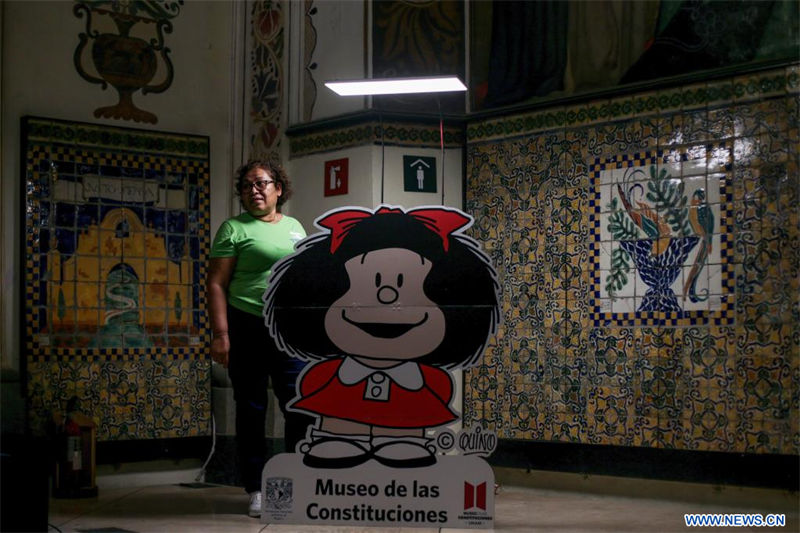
[{"xmin": 207, "ymin": 256, "xmax": 237, "ymax": 367}]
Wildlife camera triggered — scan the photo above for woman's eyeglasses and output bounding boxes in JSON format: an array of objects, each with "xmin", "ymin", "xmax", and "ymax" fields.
[{"xmin": 240, "ymin": 179, "xmax": 274, "ymax": 192}]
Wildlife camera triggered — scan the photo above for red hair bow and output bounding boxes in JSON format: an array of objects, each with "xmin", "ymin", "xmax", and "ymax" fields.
[{"xmin": 317, "ymin": 206, "xmax": 470, "ymax": 254}]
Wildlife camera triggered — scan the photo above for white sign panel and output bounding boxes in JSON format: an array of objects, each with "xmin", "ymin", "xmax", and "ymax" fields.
[
  {"xmin": 52, "ymin": 175, "xmax": 185, "ymax": 208},
  {"xmin": 262, "ymin": 205, "xmax": 502, "ymax": 529},
  {"xmin": 262, "ymin": 453, "xmax": 494, "ymax": 529}
]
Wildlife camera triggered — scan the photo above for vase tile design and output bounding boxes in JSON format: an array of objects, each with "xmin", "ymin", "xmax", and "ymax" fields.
[
  {"xmin": 73, "ymin": 1, "xmax": 181, "ymax": 124},
  {"xmin": 464, "ymin": 65, "xmax": 799, "ymax": 455},
  {"xmin": 23, "ymin": 117, "xmax": 211, "ymax": 440}
]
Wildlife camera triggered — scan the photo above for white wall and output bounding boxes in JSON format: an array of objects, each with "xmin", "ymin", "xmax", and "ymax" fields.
[
  {"xmin": 288, "ymin": 0, "xmax": 368, "ymax": 124},
  {"xmin": 0, "ymin": 1, "xmax": 242, "ymax": 371},
  {"xmin": 287, "ymin": 145, "xmax": 376, "ymax": 230},
  {"xmin": 370, "ymin": 145, "xmax": 463, "ymax": 209},
  {"xmin": 287, "ymin": 144, "xmax": 463, "ymax": 233}
]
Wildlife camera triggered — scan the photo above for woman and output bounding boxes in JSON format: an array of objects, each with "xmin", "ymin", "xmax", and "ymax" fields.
[{"xmin": 207, "ymin": 160, "xmax": 313, "ymax": 517}]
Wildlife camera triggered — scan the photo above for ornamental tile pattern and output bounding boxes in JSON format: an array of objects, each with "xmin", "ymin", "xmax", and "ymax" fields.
[
  {"xmin": 249, "ymin": 0, "xmax": 285, "ymax": 162},
  {"xmin": 464, "ymin": 65, "xmax": 799, "ymax": 455}
]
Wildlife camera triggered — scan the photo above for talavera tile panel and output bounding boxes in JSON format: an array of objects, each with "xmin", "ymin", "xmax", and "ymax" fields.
[
  {"xmin": 22, "ymin": 117, "xmax": 211, "ymax": 441},
  {"xmin": 464, "ymin": 65, "xmax": 800, "ymax": 455}
]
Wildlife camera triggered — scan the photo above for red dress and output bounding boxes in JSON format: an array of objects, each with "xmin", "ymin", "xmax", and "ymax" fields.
[{"xmin": 288, "ymin": 358, "xmax": 457, "ymax": 428}]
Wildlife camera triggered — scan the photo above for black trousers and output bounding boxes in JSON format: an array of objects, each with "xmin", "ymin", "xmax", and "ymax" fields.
[{"xmin": 226, "ymin": 305, "xmax": 314, "ymax": 493}]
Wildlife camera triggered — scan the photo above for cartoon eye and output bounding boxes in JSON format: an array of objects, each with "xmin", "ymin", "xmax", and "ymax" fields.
[
  {"xmin": 375, "ymin": 273, "xmax": 382, "ymax": 287},
  {"xmin": 397, "ymin": 274, "xmax": 404, "ymax": 288}
]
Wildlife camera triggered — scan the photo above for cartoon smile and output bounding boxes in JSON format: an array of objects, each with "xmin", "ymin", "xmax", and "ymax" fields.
[{"xmin": 341, "ymin": 310, "xmax": 429, "ymax": 339}]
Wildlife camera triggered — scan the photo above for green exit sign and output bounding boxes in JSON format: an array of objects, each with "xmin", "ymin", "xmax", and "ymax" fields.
[{"xmin": 403, "ymin": 155, "xmax": 436, "ymax": 193}]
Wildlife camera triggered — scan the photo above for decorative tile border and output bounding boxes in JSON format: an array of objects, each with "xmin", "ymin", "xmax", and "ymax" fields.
[
  {"xmin": 25, "ymin": 118, "xmax": 210, "ymax": 157},
  {"xmin": 467, "ymin": 64, "xmax": 799, "ymax": 144},
  {"xmin": 288, "ymin": 120, "xmax": 464, "ymax": 158}
]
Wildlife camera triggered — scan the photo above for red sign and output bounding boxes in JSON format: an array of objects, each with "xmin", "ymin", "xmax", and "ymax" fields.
[{"xmin": 324, "ymin": 158, "xmax": 348, "ymax": 197}]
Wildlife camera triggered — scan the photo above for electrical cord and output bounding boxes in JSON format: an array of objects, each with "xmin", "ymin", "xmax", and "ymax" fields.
[
  {"xmin": 437, "ymin": 97, "xmax": 445, "ymax": 206},
  {"xmin": 195, "ymin": 413, "xmax": 216, "ymax": 482},
  {"xmin": 379, "ymin": 110, "xmax": 385, "ymax": 204}
]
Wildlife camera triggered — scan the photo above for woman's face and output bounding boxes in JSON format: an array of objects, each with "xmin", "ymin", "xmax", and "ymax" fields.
[
  {"xmin": 324, "ymin": 247, "xmax": 446, "ymax": 363},
  {"xmin": 240, "ymin": 167, "xmax": 281, "ymax": 216}
]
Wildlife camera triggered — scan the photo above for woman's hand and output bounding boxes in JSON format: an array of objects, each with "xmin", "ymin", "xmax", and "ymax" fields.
[
  {"xmin": 207, "ymin": 256, "xmax": 236, "ymax": 368},
  {"xmin": 210, "ymin": 333, "xmax": 230, "ymax": 368}
]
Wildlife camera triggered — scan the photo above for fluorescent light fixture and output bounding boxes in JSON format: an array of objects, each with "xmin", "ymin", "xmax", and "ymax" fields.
[{"xmin": 325, "ymin": 76, "xmax": 467, "ymax": 96}]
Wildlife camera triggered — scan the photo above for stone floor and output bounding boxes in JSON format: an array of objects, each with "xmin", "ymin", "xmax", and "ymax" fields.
[{"xmin": 48, "ymin": 479, "xmax": 799, "ymax": 533}]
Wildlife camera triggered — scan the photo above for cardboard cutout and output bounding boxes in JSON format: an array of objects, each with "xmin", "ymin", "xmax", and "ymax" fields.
[{"xmin": 261, "ymin": 205, "xmax": 500, "ymax": 528}]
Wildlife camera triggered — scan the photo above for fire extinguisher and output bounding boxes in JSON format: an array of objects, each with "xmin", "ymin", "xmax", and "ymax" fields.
[
  {"xmin": 53, "ymin": 397, "xmax": 97, "ymax": 498},
  {"xmin": 65, "ymin": 415, "xmax": 82, "ymax": 472}
]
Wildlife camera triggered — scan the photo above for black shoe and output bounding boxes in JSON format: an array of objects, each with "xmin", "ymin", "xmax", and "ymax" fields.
[
  {"xmin": 370, "ymin": 440, "xmax": 437, "ymax": 468},
  {"xmin": 301, "ymin": 437, "xmax": 371, "ymax": 469}
]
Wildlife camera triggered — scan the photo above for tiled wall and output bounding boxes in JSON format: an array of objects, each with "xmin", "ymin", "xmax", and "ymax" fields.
[{"xmin": 463, "ymin": 66, "xmax": 799, "ymax": 455}]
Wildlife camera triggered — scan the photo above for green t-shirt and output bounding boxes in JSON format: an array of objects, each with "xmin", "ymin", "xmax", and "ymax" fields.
[{"xmin": 210, "ymin": 212, "xmax": 306, "ymax": 316}]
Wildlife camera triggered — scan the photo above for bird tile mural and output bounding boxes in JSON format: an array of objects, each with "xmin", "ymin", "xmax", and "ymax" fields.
[{"xmin": 592, "ymin": 145, "xmax": 734, "ymax": 327}]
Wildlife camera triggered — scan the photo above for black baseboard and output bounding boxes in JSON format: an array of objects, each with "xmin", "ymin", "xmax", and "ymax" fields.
[
  {"xmin": 96, "ymin": 436, "xmax": 213, "ymax": 465},
  {"xmin": 1, "ymin": 435, "xmax": 50, "ymax": 532},
  {"xmin": 489, "ymin": 440, "xmax": 799, "ymax": 491},
  {"xmin": 97, "ymin": 435, "xmax": 286, "ymax": 488},
  {"xmin": 94, "ymin": 436, "xmax": 798, "ymax": 491}
]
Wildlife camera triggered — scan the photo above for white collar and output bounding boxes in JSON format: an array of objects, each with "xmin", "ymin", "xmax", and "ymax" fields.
[{"xmin": 338, "ymin": 357, "xmax": 423, "ymax": 391}]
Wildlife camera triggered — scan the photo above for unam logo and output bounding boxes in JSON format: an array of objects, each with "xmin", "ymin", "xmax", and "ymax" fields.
[
  {"xmin": 265, "ymin": 477, "xmax": 293, "ymax": 511},
  {"xmin": 464, "ymin": 481, "xmax": 486, "ymax": 511}
]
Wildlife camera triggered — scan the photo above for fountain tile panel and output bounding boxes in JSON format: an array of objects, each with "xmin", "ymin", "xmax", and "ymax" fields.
[{"xmin": 22, "ymin": 117, "xmax": 211, "ymax": 440}]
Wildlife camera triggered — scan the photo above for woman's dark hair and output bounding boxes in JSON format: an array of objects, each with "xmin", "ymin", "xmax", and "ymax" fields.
[
  {"xmin": 265, "ymin": 208, "xmax": 500, "ymax": 370},
  {"xmin": 234, "ymin": 159, "xmax": 293, "ymax": 208}
]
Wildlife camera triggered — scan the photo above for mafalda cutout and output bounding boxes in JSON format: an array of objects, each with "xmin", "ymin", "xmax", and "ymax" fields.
[{"xmin": 264, "ymin": 206, "xmax": 499, "ymax": 469}]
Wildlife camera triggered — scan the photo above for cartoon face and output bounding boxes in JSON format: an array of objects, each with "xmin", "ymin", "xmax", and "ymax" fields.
[{"xmin": 324, "ymin": 247, "xmax": 445, "ymax": 362}]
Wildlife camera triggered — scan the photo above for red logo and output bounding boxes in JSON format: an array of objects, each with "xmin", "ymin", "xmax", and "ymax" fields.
[{"xmin": 464, "ymin": 481, "xmax": 486, "ymax": 510}]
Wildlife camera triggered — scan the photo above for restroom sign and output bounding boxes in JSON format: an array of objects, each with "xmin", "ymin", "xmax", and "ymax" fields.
[
  {"xmin": 403, "ymin": 156, "xmax": 436, "ymax": 193},
  {"xmin": 324, "ymin": 158, "xmax": 349, "ymax": 197}
]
